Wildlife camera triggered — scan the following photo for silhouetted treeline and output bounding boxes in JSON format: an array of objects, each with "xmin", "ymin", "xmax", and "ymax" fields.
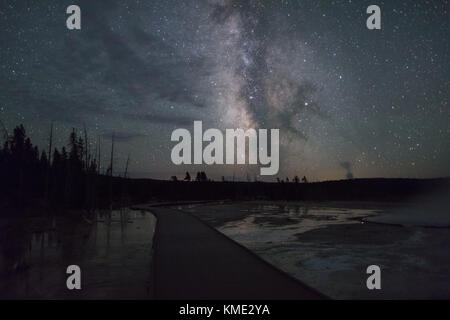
[
  {"xmin": 127, "ymin": 177, "xmax": 449, "ymax": 203},
  {"xmin": 0, "ymin": 124, "xmax": 115, "ymax": 213},
  {"xmin": 1, "ymin": 124, "xmax": 449, "ymax": 217}
]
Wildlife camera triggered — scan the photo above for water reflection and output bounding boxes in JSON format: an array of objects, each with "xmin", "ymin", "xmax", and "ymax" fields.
[
  {"xmin": 0, "ymin": 208, "xmax": 156, "ymax": 299},
  {"xmin": 182, "ymin": 202, "xmax": 381, "ymax": 246}
]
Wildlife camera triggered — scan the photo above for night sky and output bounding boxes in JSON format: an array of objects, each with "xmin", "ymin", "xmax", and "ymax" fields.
[{"xmin": 0, "ymin": 0, "xmax": 448, "ymax": 181}]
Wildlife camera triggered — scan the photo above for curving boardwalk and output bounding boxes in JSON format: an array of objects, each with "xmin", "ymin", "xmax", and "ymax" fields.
[{"xmin": 150, "ymin": 207, "xmax": 326, "ymax": 300}]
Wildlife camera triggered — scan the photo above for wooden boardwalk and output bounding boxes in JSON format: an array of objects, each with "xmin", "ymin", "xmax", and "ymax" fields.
[{"xmin": 150, "ymin": 207, "xmax": 326, "ymax": 299}]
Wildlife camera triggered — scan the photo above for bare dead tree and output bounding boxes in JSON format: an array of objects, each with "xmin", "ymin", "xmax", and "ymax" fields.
[
  {"xmin": 124, "ymin": 154, "xmax": 130, "ymax": 178},
  {"xmin": 108, "ymin": 133, "xmax": 114, "ymax": 211},
  {"xmin": 97, "ymin": 136, "xmax": 101, "ymax": 175},
  {"xmin": 121, "ymin": 154, "xmax": 131, "ymax": 209},
  {"xmin": 45, "ymin": 122, "xmax": 53, "ymax": 203},
  {"xmin": 109, "ymin": 133, "xmax": 114, "ymax": 177},
  {"xmin": 83, "ymin": 125, "xmax": 89, "ymax": 170},
  {"xmin": 0, "ymin": 118, "xmax": 9, "ymax": 142},
  {"xmin": 83, "ymin": 125, "xmax": 91, "ymax": 211},
  {"xmin": 47, "ymin": 122, "xmax": 53, "ymax": 166}
]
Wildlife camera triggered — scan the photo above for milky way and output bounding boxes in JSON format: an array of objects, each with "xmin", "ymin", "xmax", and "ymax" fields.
[{"xmin": 0, "ymin": 0, "xmax": 448, "ymax": 181}]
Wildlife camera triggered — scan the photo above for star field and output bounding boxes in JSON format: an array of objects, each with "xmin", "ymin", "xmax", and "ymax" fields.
[{"xmin": 0, "ymin": 0, "xmax": 448, "ymax": 180}]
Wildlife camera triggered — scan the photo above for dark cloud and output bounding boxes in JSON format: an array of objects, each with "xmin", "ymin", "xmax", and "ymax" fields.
[
  {"xmin": 122, "ymin": 113, "xmax": 196, "ymax": 127},
  {"xmin": 0, "ymin": 0, "xmax": 215, "ymax": 130},
  {"xmin": 265, "ymin": 76, "xmax": 325, "ymax": 140},
  {"xmin": 76, "ymin": 4, "xmax": 213, "ymax": 109},
  {"xmin": 100, "ymin": 131, "xmax": 146, "ymax": 142}
]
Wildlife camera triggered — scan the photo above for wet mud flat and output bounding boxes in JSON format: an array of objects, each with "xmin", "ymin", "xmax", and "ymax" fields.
[
  {"xmin": 183, "ymin": 201, "xmax": 450, "ymax": 299},
  {"xmin": 291, "ymin": 223, "xmax": 450, "ymax": 299},
  {"xmin": 0, "ymin": 209, "xmax": 156, "ymax": 299}
]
